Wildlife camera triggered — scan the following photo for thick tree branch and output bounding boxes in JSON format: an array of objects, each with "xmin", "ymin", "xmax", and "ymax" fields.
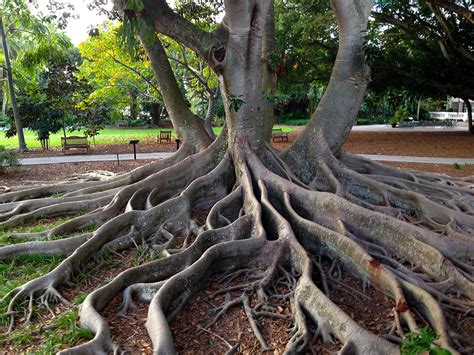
[
  {"xmin": 427, "ymin": 0, "xmax": 474, "ymax": 24},
  {"xmin": 141, "ymin": 0, "xmax": 227, "ymax": 62},
  {"xmin": 137, "ymin": 22, "xmax": 211, "ymax": 149},
  {"xmin": 288, "ymin": 0, "xmax": 372, "ymax": 157}
]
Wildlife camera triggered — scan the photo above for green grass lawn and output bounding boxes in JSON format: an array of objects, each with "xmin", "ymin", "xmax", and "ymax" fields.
[{"xmin": 0, "ymin": 126, "xmax": 294, "ymax": 149}]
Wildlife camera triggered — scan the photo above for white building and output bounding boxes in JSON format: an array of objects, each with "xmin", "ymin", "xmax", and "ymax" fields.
[{"xmin": 429, "ymin": 97, "xmax": 472, "ymax": 122}]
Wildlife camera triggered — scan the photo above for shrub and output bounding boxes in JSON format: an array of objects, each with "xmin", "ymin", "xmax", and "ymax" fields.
[
  {"xmin": 400, "ymin": 327, "xmax": 451, "ymax": 355},
  {"xmin": 0, "ymin": 146, "xmax": 19, "ymax": 171},
  {"xmin": 283, "ymin": 119, "xmax": 310, "ymax": 126},
  {"xmin": 126, "ymin": 119, "xmax": 147, "ymax": 127},
  {"xmin": 278, "ymin": 112, "xmax": 308, "ymax": 123}
]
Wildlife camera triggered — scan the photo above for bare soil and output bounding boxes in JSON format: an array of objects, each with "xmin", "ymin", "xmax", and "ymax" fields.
[{"xmin": 344, "ymin": 131, "xmax": 473, "ymax": 158}]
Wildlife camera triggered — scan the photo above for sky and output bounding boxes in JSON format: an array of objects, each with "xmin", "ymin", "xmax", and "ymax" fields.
[{"xmin": 34, "ymin": 0, "xmax": 111, "ymax": 45}]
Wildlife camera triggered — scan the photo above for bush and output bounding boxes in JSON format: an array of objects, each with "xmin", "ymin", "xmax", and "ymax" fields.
[
  {"xmin": 282, "ymin": 119, "xmax": 309, "ymax": 126},
  {"xmin": 400, "ymin": 327, "xmax": 451, "ymax": 355},
  {"xmin": 212, "ymin": 116, "xmax": 225, "ymax": 127},
  {"xmin": 356, "ymin": 116, "xmax": 387, "ymax": 126},
  {"xmin": 278, "ymin": 112, "xmax": 308, "ymax": 123},
  {"xmin": 126, "ymin": 119, "xmax": 147, "ymax": 127},
  {"xmin": 0, "ymin": 146, "xmax": 19, "ymax": 172}
]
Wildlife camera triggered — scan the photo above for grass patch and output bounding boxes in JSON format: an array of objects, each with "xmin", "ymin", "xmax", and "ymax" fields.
[
  {"xmin": 131, "ymin": 245, "xmax": 157, "ymax": 266},
  {"xmin": 1, "ymin": 126, "xmax": 296, "ymax": 149},
  {"xmin": 0, "ymin": 254, "xmax": 65, "ymax": 327},
  {"xmin": 0, "ymin": 308, "xmax": 94, "ymax": 353},
  {"xmin": 0, "ymin": 128, "xmax": 177, "ymax": 149}
]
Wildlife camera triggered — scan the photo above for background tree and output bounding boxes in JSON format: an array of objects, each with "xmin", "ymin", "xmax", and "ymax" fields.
[
  {"xmin": 370, "ymin": 0, "xmax": 474, "ymax": 132},
  {"xmin": 0, "ymin": 1, "xmax": 472, "ymax": 354},
  {"xmin": 0, "ymin": 0, "xmax": 73, "ymax": 150},
  {"xmin": 5, "ymin": 49, "xmax": 85, "ymax": 145},
  {"xmin": 78, "ymin": 23, "xmax": 163, "ymax": 125},
  {"xmin": 41, "ymin": 50, "xmax": 86, "ymax": 137}
]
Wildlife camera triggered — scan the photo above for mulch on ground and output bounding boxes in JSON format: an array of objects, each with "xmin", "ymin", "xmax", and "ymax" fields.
[
  {"xmin": 0, "ymin": 248, "xmax": 152, "ymax": 353},
  {"xmin": 0, "ymin": 129, "xmax": 472, "ymax": 352},
  {"xmin": 0, "ymin": 160, "xmax": 155, "ymax": 187},
  {"xmin": 1, "ymin": 130, "xmax": 472, "ymax": 188},
  {"xmin": 343, "ymin": 131, "xmax": 473, "ymax": 158}
]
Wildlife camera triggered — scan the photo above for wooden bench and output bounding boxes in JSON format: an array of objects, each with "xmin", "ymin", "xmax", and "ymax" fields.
[
  {"xmin": 272, "ymin": 128, "xmax": 289, "ymax": 142},
  {"xmin": 115, "ymin": 120, "xmax": 129, "ymax": 128},
  {"xmin": 158, "ymin": 130, "xmax": 172, "ymax": 143},
  {"xmin": 61, "ymin": 136, "xmax": 90, "ymax": 153}
]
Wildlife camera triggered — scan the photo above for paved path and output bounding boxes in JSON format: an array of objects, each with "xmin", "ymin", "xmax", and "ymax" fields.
[
  {"xmin": 358, "ymin": 154, "xmax": 474, "ymax": 165},
  {"xmin": 19, "ymin": 152, "xmax": 174, "ymax": 166},
  {"xmin": 18, "ymin": 152, "xmax": 474, "ymax": 166},
  {"xmin": 351, "ymin": 123, "xmax": 468, "ymax": 132}
]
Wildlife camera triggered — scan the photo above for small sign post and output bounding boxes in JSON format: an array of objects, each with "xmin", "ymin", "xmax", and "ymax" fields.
[{"xmin": 129, "ymin": 140, "xmax": 140, "ymax": 160}]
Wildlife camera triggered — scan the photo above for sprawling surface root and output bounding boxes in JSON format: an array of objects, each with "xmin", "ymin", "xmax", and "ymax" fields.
[{"xmin": 1, "ymin": 138, "xmax": 472, "ymax": 354}]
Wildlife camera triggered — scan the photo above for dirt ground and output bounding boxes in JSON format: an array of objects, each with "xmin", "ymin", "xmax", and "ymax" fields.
[
  {"xmin": 1, "ymin": 130, "xmax": 473, "ymax": 353},
  {"xmin": 1, "ymin": 130, "xmax": 472, "ymax": 187}
]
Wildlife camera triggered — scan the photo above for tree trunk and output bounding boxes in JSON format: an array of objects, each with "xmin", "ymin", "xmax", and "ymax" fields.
[
  {"xmin": 137, "ymin": 21, "xmax": 211, "ymax": 149},
  {"xmin": 149, "ymin": 102, "xmax": 162, "ymax": 126},
  {"xmin": 417, "ymin": 96, "xmax": 422, "ymax": 120},
  {"xmin": 262, "ymin": 0, "xmax": 277, "ymax": 141},
  {"xmin": 214, "ymin": 0, "xmax": 272, "ymax": 154},
  {"xmin": 130, "ymin": 90, "xmax": 138, "ymax": 121},
  {"xmin": 0, "ymin": 13, "xmax": 27, "ymax": 152},
  {"xmin": 287, "ymin": 0, "xmax": 372, "ymax": 157},
  {"xmin": 204, "ymin": 92, "xmax": 216, "ymax": 140},
  {"xmin": 462, "ymin": 97, "xmax": 473, "ymax": 134},
  {"xmin": 2, "ymin": 89, "xmax": 7, "ymax": 115}
]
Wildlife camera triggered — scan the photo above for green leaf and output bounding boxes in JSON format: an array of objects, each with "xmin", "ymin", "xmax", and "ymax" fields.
[
  {"xmin": 228, "ymin": 94, "xmax": 245, "ymax": 112},
  {"xmin": 124, "ymin": 0, "xmax": 144, "ymax": 13}
]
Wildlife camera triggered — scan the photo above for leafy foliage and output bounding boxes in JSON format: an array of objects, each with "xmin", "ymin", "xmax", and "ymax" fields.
[
  {"xmin": 369, "ymin": 0, "xmax": 474, "ymax": 100},
  {"xmin": 227, "ymin": 94, "xmax": 245, "ymax": 112},
  {"xmin": 0, "ymin": 146, "xmax": 18, "ymax": 171},
  {"xmin": 77, "ymin": 23, "xmax": 160, "ymax": 123},
  {"xmin": 400, "ymin": 327, "xmax": 451, "ymax": 355}
]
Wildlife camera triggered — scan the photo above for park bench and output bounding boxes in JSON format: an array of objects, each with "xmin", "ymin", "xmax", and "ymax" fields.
[
  {"xmin": 272, "ymin": 128, "xmax": 289, "ymax": 142},
  {"xmin": 61, "ymin": 136, "xmax": 90, "ymax": 153},
  {"xmin": 158, "ymin": 130, "xmax": 172, "ymax": 143},
  {"xmin": 115, "ymin": 120, "xmax": 129, "ymax": 128}
]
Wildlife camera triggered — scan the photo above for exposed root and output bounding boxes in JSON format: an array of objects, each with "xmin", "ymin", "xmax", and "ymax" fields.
[{"xmin": 1, "ymin": 139, "xmax": 472, "ymax": 354}]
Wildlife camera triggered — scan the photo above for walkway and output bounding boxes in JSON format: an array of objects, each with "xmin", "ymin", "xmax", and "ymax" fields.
[
  {"xmin": 358, "ymin": 154, "xmax": 474, "ymax": 165},
  {"xmin": 18, "ymin": 152, "xmax": 474, "ymax": 166},
  {"xmin": 19, "ymin": 152, "xmax": 173, "ymax": 166},
  {"xmin": 351, "ymin": 123, "xmax": 468, "ymax": 132}
]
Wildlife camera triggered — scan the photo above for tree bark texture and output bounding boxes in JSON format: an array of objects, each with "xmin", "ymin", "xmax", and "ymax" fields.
[{"xmin": 137, "ymin": 21, "xmax": 211, "ymax": 149}]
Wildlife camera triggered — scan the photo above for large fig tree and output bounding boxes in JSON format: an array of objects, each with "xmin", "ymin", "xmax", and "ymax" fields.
[{"xmin": 0, "ymin": 0, "xmax": 472, "ymax": 353}]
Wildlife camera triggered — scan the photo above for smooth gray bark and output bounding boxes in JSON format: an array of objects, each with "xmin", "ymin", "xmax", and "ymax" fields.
[
  {"xmin": 288, "ymin": 0, "xmax": 372, "ymax": 156},
  {"xmin": 134, "ymin": 21, "xmax": 211, "ymax": 149},
  {"xmin": 216, "ymin": 0, "xmax": 272, "ymax": 153},
  {"xmin": 204, "ymin": 92, "xmax": 216, "ymax": 140}
]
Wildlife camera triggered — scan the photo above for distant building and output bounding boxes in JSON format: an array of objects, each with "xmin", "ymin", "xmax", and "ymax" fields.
[{"xmin": 429, "ymin": 97, "xmax": 472, "ymax": 122}]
